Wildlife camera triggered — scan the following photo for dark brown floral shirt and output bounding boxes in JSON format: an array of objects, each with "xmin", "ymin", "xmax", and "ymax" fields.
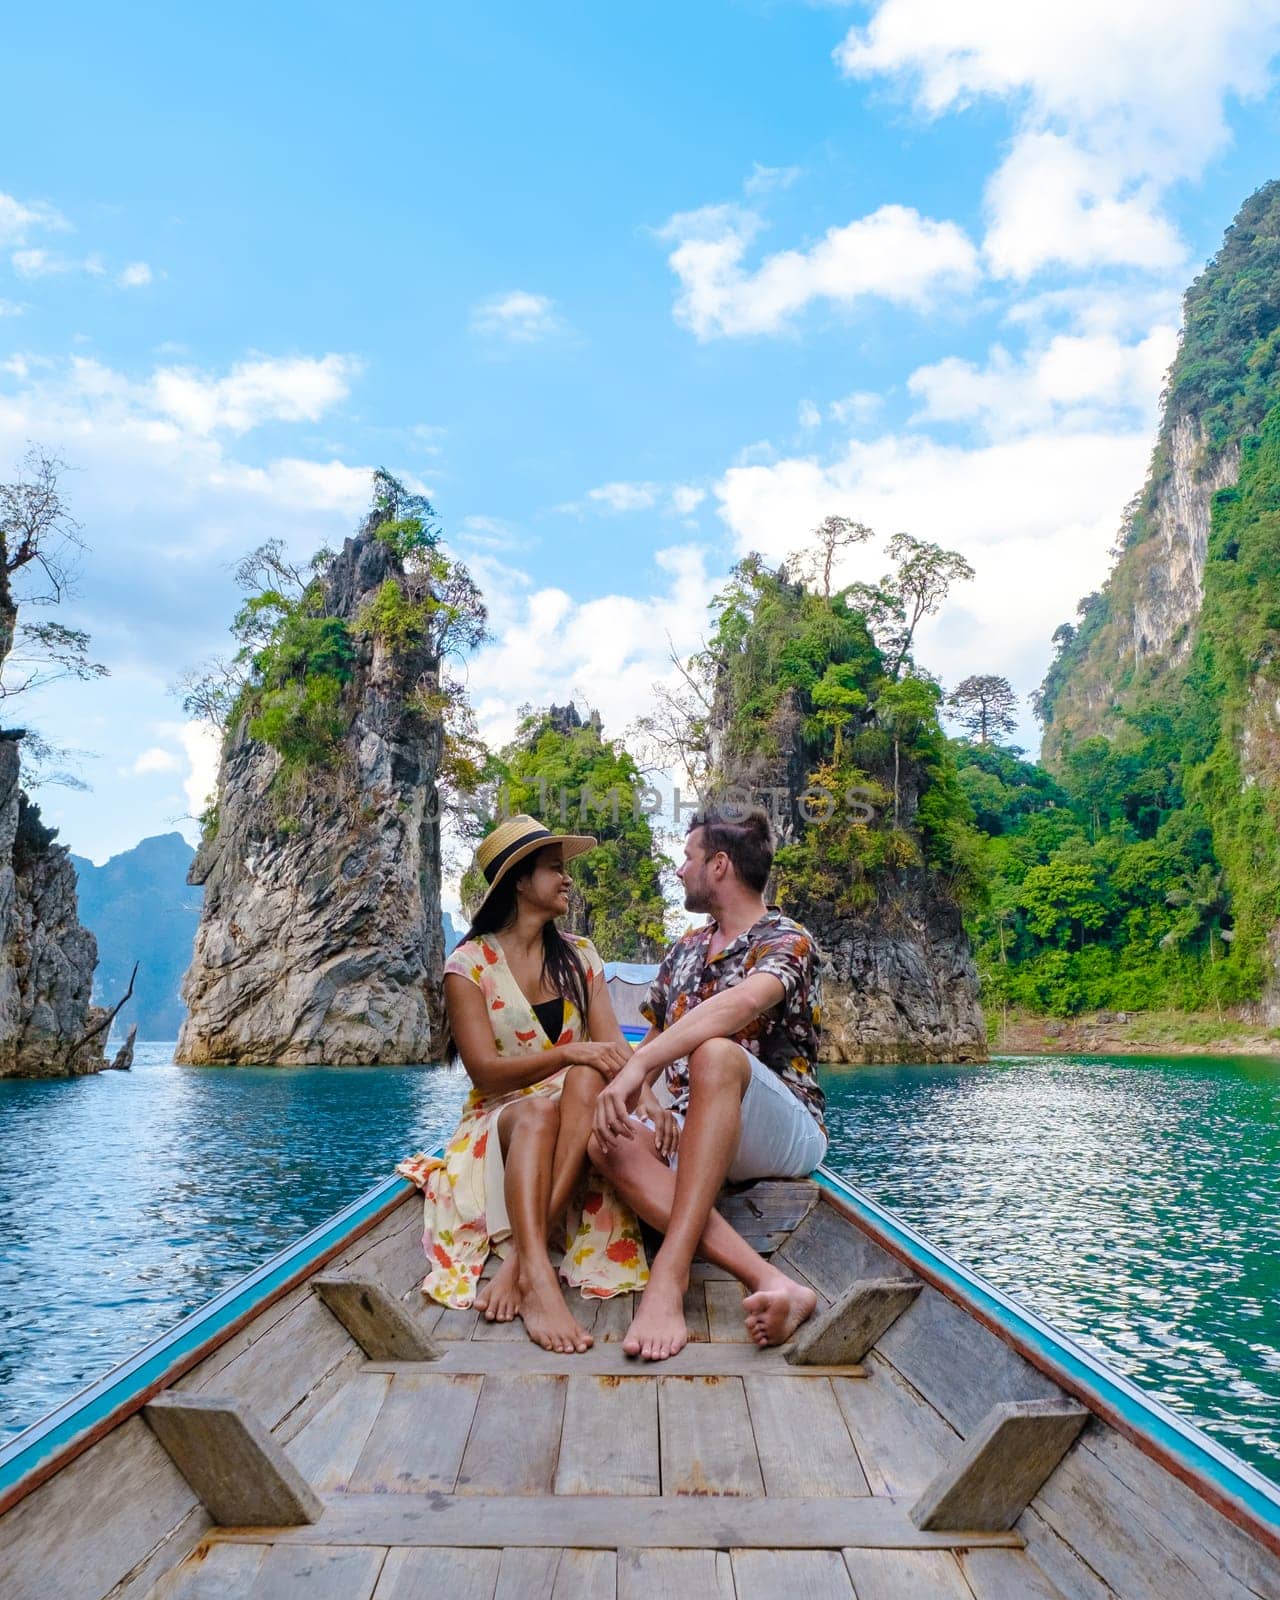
[{"xmin": 641, "ymin": 907, "xmax": 825, "ymax": 1132}]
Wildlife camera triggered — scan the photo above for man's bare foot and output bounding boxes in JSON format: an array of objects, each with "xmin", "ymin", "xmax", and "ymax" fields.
[
  {"xmin": 742, "ymin": 1269, "xmax": 817, "ymax": 1347},
  {"xmin": 622, "ymin": 1276, "xmax": 688, "ymax": 1361},
  {"xmin": 475, "ymin": 1250, "xmax": 520, "ymax": 1322},
  {"xmin": 518, "ymin": 1269, "xmax": 593, "ymax": 1354}
]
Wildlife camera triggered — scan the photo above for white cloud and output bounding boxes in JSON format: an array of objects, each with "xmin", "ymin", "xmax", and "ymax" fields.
[
  {"xmin": 659, "ymin": 201, "xmax": 979, "ymax": 338},
  {"xmin": 464, "ymin": 544, "xmax": 719, "ymax": 755},
  {"xmin": 149, "ymin": 353, "xmax": 358, "ymax": 434},
  {"xmin": 12, "ymin": 248, "xmax": 67, "ymax": 279},
  {"xmin": 798, "ymin": 399, "xmax": 822, "ymax": 429},
  {"xmin": 0, "ymin": 192, "xmax": 68, "ymax": 247},
  {"xmin": 587, "ymin": 481, "xmax": 660, "ymax": 513},
  {"xmin": 837, "ymin": 0, "xmax": 1280, "ymax": 277},
  {"xmin": 908, "ymin": 325, "xmax": 1177, "ymax": 438},
  {"xmin": 130, "ymin": 747, "xmax": 182, "ymax": 775},
  {"xmin": 714, "ymin": 425, "xmax": 1154, "ymax": 739},
  {"xmin": 175, "ymin": 722, "xmax": 222, "ymax": 817},
  {"xmin": 983, "ymin": 133, "xmax": 1183, "ymax": 278},
  {"xmin": 745, "ymin": 162, "xmax": 803, "ymax": 196},
  {"xmin": 670, "ymin": 485, "xmax": 706, "ymax": 516},
  {"xmin": 829, "ymin": 390, "xmax": 882, "ymax": 427},
  {"xmin": 118, "ymin": 261, "xmax": 153, "ymax": 288},
  {"xmin": 471, "ymin": 290, "xmax": 564, "ymax": 343},
  {"xmin": 0, "ymin": 300, "xmax": 27, "ymax": 318}
]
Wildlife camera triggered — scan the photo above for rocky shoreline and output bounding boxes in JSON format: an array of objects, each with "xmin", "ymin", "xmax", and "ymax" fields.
[{"xmin": 991, "ymin": 1009, "xmax": 1280, "ymax": 1059}]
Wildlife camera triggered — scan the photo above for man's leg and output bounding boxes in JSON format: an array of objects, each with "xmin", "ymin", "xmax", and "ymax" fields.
[
  {"xmin": 590, "ymin": 1041, "xmax": 818, "ymax": 1358},
  {"xmin": 479, "ymin": 1067, "xmax": 603, "ymax": 1323}
]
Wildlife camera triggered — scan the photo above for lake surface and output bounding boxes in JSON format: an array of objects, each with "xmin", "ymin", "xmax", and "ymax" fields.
[{"xmin": 2, "ymin": 1047, "xmax": 1278, "ymax": 1483}]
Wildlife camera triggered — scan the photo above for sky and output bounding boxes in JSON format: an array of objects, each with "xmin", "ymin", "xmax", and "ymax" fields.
[{"xmin": 2, "ymin": 0, "xmax": 1279, "ymax": 876}]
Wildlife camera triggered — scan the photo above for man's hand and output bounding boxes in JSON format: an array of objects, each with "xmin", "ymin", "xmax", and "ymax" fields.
[
  {"xmin": 640, "ymin": 1086, "xmax": 681, "ymax": 1162},
  {"xmin": 566, "ymin": 1040, "xmax": 632, "ymax": 1080},
  {"xmin": 593, "ymin": 1060, "xmax": 647, "ymax": 1148}
]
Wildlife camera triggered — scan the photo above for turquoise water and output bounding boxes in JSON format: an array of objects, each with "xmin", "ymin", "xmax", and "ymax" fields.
[{"xmin": 1, "ymin": 1046, "xmax": 1277, "ymax": 1483}]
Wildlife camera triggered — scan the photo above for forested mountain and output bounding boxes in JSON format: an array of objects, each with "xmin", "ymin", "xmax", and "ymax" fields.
[
  {"xmin": 971, "ymin": 181, "xmax": 1280, "ymax": 1019},
  {"xmin": 71, "ymin": 833, "xmax": 201, "ymax": 1040}
]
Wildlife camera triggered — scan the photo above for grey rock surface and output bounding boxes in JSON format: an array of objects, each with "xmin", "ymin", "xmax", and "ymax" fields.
[
  {"xmin": 0, "ymin": 735, "xmax": 109, "ymax": 1078},
  {"xmin": 176, "ymin": 528, "xmax": 446, "ymax": 1065},
  {"xmin": 803, "ymin": 880, "xmax": 987, "ymax": 1064}
]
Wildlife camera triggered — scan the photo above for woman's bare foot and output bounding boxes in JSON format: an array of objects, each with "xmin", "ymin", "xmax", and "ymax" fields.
[
  {"xmin": 475, "ymin": 1250, "xmax": 521, "ymax": 1322},
  {"xmin": 742, "ymin": 1269, "xmax": 818, "ymax": 1347},
  {"xmin": 622, "ymin": 1275, "xmax": 688, "ymax": 1361},
  {"xmin": 518, "ymin": 1268, "xmax": 593, "ymax": 1354}
]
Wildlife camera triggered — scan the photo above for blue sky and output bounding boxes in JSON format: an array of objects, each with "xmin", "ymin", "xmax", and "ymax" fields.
[{"xmin": 2, "ymin": 0, "xmax": 1279, "ymax": 873}]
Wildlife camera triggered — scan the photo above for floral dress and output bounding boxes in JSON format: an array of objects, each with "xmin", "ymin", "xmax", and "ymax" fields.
[{"xmin": 396, "ymin": 932, "xmax": 648, "ymax": 1308}]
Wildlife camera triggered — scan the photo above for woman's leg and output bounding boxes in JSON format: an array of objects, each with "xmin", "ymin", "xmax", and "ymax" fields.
[
  {"xmin": 546, "ymin": 1065, "xmax": 605, "ymax": 1231},
  {"xmin": 478, "ymin": 1068, "xmax": 603, "ymax": 1322},
  {"xmin": 494, "ymin": 1095, "xmax": 593, "ymax": 1353}
]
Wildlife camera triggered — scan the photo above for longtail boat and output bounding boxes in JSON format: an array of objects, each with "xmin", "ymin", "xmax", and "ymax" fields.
[{"xmin": 3, "ymin": 991, "xmax": 1279, "ymax": 1596}]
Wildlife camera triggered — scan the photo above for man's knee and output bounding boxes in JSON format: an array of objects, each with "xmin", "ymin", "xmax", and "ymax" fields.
[
  {"xmin": 588, "ymin": 1126, "xmax": 656, "ymax": 1174},
  {"xmin": 687, "ymin": 1038, "xmax": 751, "ymax": 1094}
]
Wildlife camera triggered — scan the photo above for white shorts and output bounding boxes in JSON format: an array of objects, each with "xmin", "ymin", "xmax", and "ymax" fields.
[{"xmin": 649, "ymin": 1046, "xmax": 827, "ymax": 1183}]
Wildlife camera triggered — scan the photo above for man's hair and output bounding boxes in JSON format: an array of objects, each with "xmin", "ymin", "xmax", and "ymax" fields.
[{"xmin": 689, "ymin": 804, "xmax": 775, "ymax": 893}]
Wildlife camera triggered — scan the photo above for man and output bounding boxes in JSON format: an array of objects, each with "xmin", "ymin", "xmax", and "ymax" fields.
[{"xmin": 589, "ymin": 804, "xmax": 827, "ymax": 1361}]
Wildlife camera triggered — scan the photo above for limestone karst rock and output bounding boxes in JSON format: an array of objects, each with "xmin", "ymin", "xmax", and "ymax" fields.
[
  {"xmin": 704, "ymin": 596, "xmax": 986, "ymax": 1065},
  {"xmin": 0, "ymin": 734, "xmax": 109, "ymax": 1078},
  {"xmin": 176, "ymin": 525, "xmax": 448, "ymax": 1065}
]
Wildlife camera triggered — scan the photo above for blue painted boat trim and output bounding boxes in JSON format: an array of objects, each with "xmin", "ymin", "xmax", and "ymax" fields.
[
  {"xmin": 814, "ymin": 1163, "xmax": 1280, "ymax": 1542},
  {"xmin": 0, "ymin": 1170, "xmax": 421, "ymax": 1508}
]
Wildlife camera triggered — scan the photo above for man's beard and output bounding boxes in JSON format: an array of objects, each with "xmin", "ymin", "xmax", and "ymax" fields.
[{"xmin": 682, "ymin": 877, "xmax": 711, "ymax": 914}]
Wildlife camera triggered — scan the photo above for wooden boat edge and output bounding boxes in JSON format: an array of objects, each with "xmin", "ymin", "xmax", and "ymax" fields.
[
  {"xmin": 0, "ymin": 1171, "xmax": 414, "ymax": 1518},
  {"xmin": 814, "ymin": 1164, "xmax": 1280, "ymax": 1561}
]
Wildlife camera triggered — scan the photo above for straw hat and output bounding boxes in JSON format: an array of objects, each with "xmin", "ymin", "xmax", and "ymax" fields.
[{"xmin": 468, "ymin": 814, "xmax": 597, "ymax": 919}]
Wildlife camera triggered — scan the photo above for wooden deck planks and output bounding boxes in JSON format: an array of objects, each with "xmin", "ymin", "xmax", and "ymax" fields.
[
  {"xmin": 151, "ymin": 1542, "xmax": 266, "ymax": 1599},
  {"xmin": 658, "ymin": 1375, "xmax": 766, "ymax": 1496},
  {"xmin": 958, "ymin": 1548, "xmax": 1071, "ymax": 1600},
  {"xmin": 616, "ymin": 1549, "xmax": 735, "ymax": 1599},
  {"xmin": 284, "ymin": 1372, "xmax": 391, "ymax": 1492},
  {"xmin": 775, "ymin": 1200, "xmax": 903, "ymax": 1299},
  {"xmin": 347, "ymin": 1374, "xmax": 481, "ymax": 1494},
  {"xmin": 734, "ymin": 1549, "xmax": 855, "ymax": 1598},
  {"xmin": 365, "ymin": 1344, "xmax": 863, "ymax": 1378},
  {"xmin": 229, "ymin": 1493, "xmax": 1024, "ymax": 1549},
  {"xmin": 455, "ymin": 1374, "xmax": 568, "ymax": 1496},
  {"xmin": 704, "ymin": 1278, "xmax": 750, "ymax": 1341},
  {"xmin": 841, "ymin": 1548, "xmax": 973, "ymax": 1598},
  {"xmin": 745, "ymin": 1375, "xmax": 870, "ymax": 1497},
  {"xmin": 556, "ymin": 1376, "xmax": 660, "ymax": 1496},
  {"xmin": 546, "ymin": 1549, "xmax": 618, "ymax": 1598},
  {"xmin": 372, "ymin": 1547, "xmax": 501, "ymax": 1598},
  {"xmin": 832, "ymin": 1357, "xmax": 960, "ymax": 1499},
  {"xmin": 249, "ymin": 1544, "xmax": 387, "ymax": 1600}
]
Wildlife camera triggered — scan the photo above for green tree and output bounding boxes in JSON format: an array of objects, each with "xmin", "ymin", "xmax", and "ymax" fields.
[
  {"xmin": 484, "ymin": 705, "xmax": 669, "ymax": 959},
  {"xmin": 948, "ymin": 674, "xmax": 1018, "ymax": 745}
]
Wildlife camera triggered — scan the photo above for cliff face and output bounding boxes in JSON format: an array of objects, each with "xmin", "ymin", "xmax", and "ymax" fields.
[
  {"xmin": 1039, "ymin": 181, "xmax": 1280, "ymax": 763},
  {"xmin": 802, "ymin": 883, "xmax": 986, "ymax": 1065},
  {"xmin": 711, "ymin": 659, "xmax": 986, "ymax": 1066},
  {"xmin": 1040, "ymin": 418, "xmax": 1239, "ymax": 762},
  {"xmin": 177, "ymin": 529, "xmax": 446, "ymax": 1065},
  {"xmin": 0, "ymin": 736, "xmax": 110, "ymax": 1078},
  {"xmin": 1036, "ymin": 180, "xmax": 1280, "ymax": 1012}
]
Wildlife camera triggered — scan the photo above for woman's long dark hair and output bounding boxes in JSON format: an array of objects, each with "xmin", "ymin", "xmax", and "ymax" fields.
[{"xmin": 441, "ymin": 852, "xmax": 589, "ymax": 1062}]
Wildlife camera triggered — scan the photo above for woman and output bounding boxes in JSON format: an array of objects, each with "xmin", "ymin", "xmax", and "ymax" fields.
[{"xmin": 397, "ymin": 814, "xmax": 678, "ymax": 1354}]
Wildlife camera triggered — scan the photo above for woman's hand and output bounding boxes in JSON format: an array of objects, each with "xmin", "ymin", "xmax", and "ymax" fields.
[
  {"xmin": 566, "ymin": 1039, "xmax": 632, "ymax": 1080},
  {"xmin": 640, "ymin": 1086, "xmax": 681, "ymax": 1162}
]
